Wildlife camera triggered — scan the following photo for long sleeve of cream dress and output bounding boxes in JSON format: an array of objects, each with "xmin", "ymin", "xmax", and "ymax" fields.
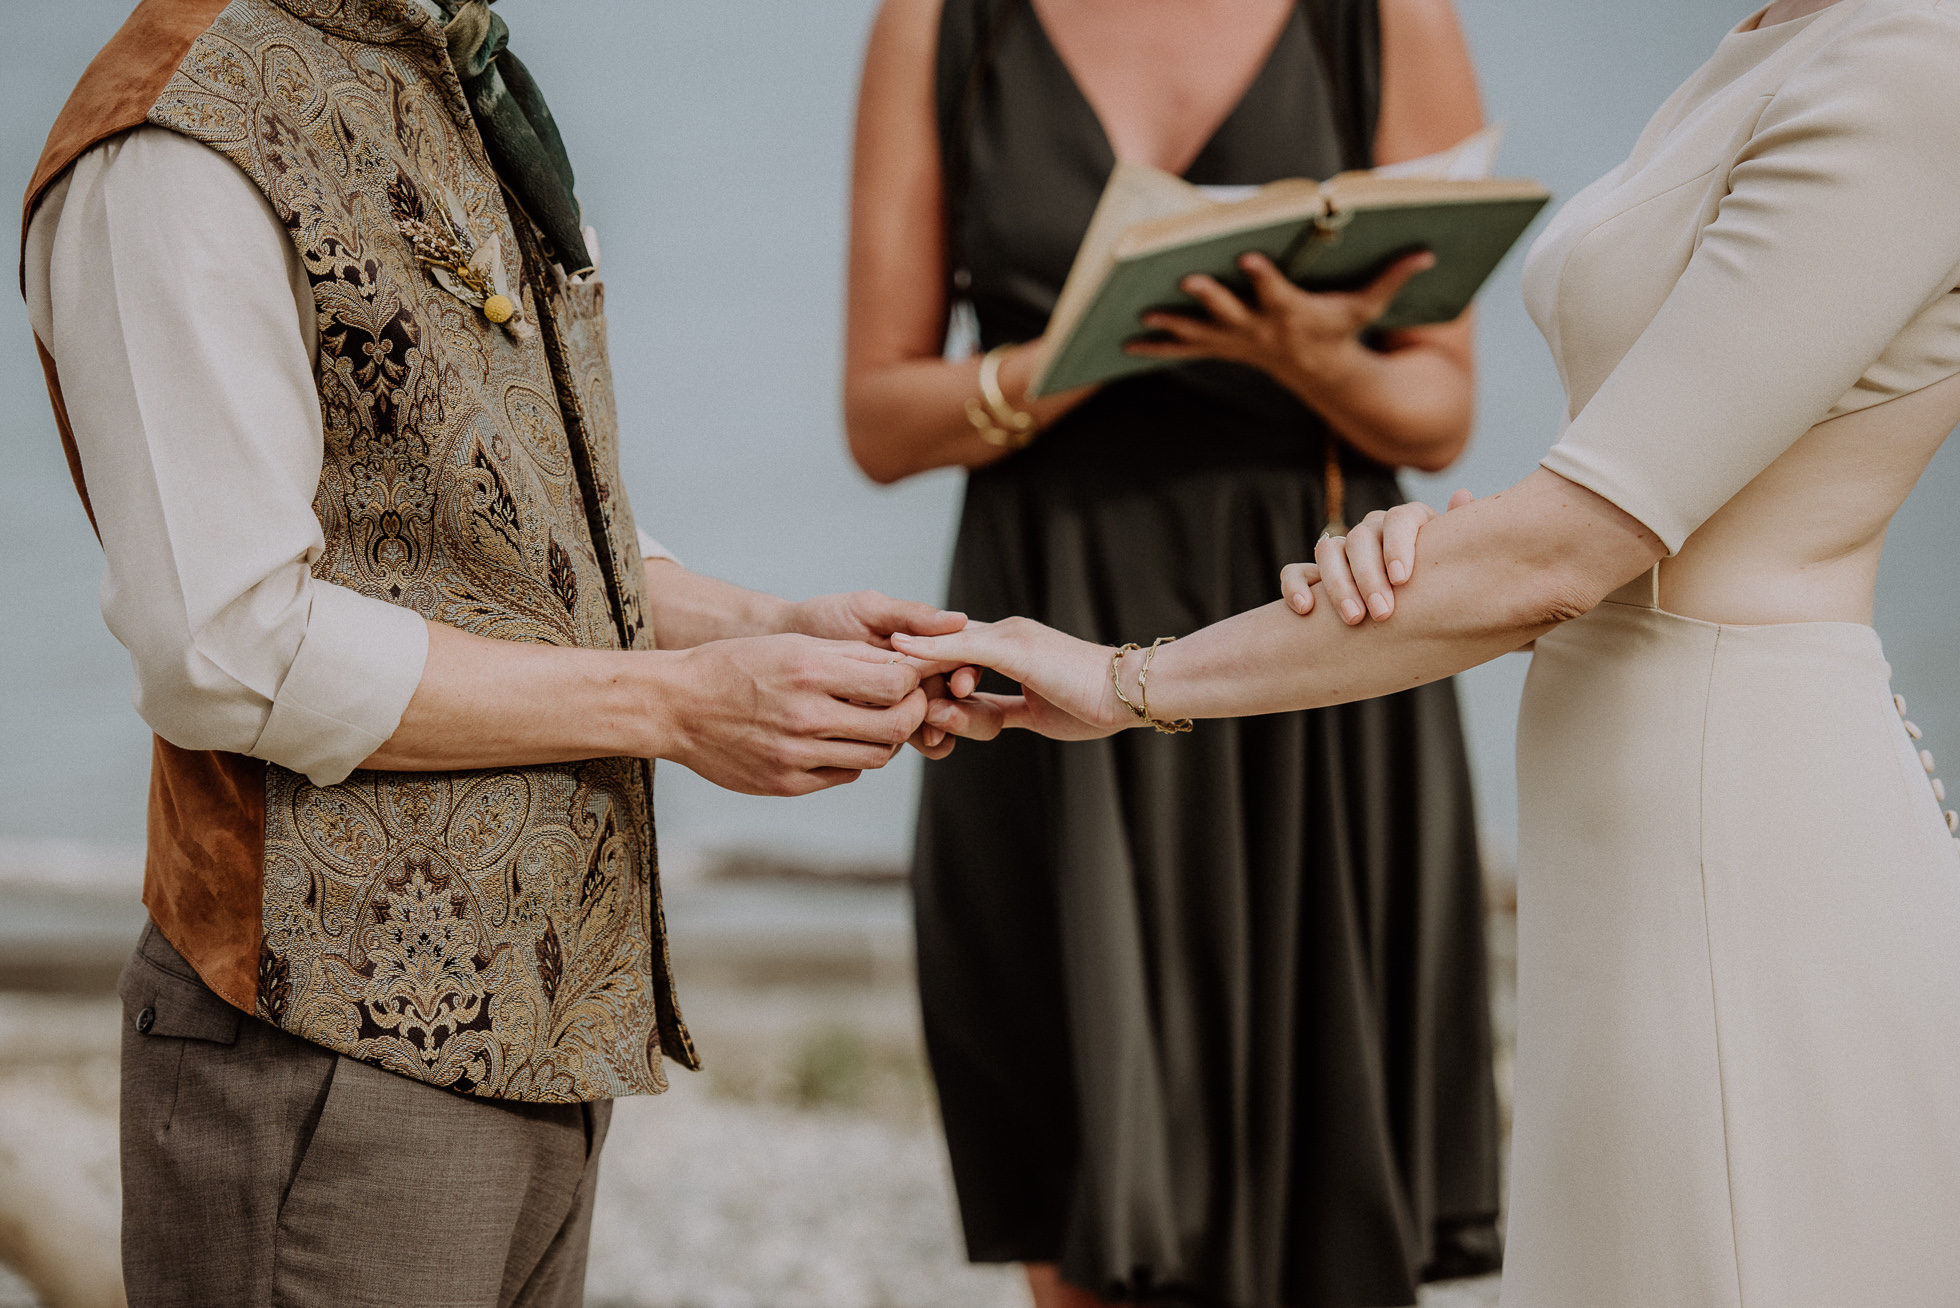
[
  {"xmin": 1530, "ymin": 0, "xmax": 1960, "ymax": 553},
  {"xmin": 1501, "ymin": 3, "xmax": 1960, "ymax": 1305}
]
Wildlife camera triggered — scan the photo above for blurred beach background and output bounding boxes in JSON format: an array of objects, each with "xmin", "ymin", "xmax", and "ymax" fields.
[{"xmin": 3, "ymin": 1, "xmax": 1957, "ymax": 1304}]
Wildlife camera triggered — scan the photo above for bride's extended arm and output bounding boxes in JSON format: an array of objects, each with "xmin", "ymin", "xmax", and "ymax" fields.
[
  {"xmin": 1145, "ymin": 471, "xmax": 1657, "ymax": 720},
  {"xmin": 897, "ymin": 468, "xmax": 1661, "ymax": 732},
  {"xmin": 900, "ymin": 11, "xmax": 1960, "ymax": 736}
]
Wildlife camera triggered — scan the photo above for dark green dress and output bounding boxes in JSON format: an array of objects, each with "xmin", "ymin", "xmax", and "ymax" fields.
[{"xmin": 912, "ymin": 2, "xmax": 1503, "ymax": 1303}]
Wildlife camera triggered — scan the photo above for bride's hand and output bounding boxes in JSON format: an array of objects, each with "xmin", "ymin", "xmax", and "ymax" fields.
[
  {"xmin": 892, "ymin": 618, "xmax": 1133, "ymax": 741},
  {"xmin": 1282, "ymin": 488, "xmax": 1474, "ymax": 624}
]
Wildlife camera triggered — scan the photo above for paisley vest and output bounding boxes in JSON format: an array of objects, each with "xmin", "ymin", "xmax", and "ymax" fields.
[{"xmin": 22, "ymin": 0, "xmax": 696, "ymax": 1102}]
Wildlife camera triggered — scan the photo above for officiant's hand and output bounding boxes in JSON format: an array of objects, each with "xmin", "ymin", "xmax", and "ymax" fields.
[
  {"xmin": 1125, "ymin": 249, "xmax": 1438, "ymax": 387},
  {"xmin": 782, "ymin": 591, "xmax": 1000, "ymax": 755},
  {"xmin": 1281, "ymin": 488, "xmax": 1474, "ymax": 624}
]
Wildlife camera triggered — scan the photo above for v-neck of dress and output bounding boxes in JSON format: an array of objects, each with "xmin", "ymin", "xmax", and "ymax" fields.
[{"xmin": 1021, "ymin": 1, "xmax": 1300, "ymax": 180}]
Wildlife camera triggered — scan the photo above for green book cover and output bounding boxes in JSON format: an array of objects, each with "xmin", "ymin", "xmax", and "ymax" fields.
[{"xmin": 1031, "ymin": 175, "xmax": 1550, "ymax": 398}]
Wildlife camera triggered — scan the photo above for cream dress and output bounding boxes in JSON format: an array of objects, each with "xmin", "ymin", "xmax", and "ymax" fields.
[{"xmin": 1509, "ymin": 2, "xmax": 1960, "ymax": 1304}]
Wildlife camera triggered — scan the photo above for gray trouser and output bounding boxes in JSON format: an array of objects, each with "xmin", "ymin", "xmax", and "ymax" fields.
[{"xmin": 117, "ymin": 922, "xmax": 612, "ymax": 1308}]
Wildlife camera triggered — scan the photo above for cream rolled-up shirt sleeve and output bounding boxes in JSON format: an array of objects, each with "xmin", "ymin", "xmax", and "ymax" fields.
[
  {"xmin": 638, "ymin": 528, "xmax": 676, "ymax": 566},
  {"xmin": 1540, "ymin": 3, "xmax": 1960, "ymax": 554},
  {"xmin": 24, "ymin": 127, "xmax": 428, "ymax": 786}
]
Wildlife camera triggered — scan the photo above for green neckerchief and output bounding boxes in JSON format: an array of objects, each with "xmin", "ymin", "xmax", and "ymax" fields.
[{"xmin": 428, "ymin": 0, "xmax": 594, "ymax": 275}]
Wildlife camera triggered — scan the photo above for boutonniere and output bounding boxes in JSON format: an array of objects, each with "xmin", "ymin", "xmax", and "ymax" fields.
[{"xmin": 395, "ymin": 192, "xmax": 535, "ymax": 340}]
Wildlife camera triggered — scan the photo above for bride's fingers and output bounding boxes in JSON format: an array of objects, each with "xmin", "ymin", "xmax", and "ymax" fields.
[
  {"xmin": 972, "ymin": 691, "xmax": 1035, "ymax": 728},
  {"xmin": 1341, "ymin": 511, "xmax": 1397, "ymax": 621},
  {"xmin": 890, "ymin": 623, "xmax": 996, "ymax": 673},
  {"xmin": 1448, "ymin": 487, "xmax": 1475, "ymax": 511},
  {"xmin": 908, "ymin": 724, "xmax": 954, "ymax": 760},
  {"xmin": 891, "ymin": 620, "xmax": 1033, "ymax": 682},
  {"xmin": 949, "ymin": 665, "xmax": 981, "ymax": 698},
  {"xmin": 1381, "ymin": 502, "xmax": 1440, "ymax": 588},
  {"xmin": 889, "ymin": 632, "xmax": 973, "ymax": 668},
  {"xmin": 923, "ymin": 690, "xmax": 1005, "ymax": 742},
  {"xmin": 989, "ymin": 690, "xmax": 1116, "ymax": 741},
  {"xmin": 1315, "ymin": 532, "xmax": 1366, "ymax": 625},
  {"xmin": 1280, "ymin": 561, "xmax": 1320, "ymax": 615}
]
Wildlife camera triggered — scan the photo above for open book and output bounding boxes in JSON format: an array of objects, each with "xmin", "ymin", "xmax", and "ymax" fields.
[{"xmin": 1027, "ymin": 127, "xmax": 1550, "ymax": 397}]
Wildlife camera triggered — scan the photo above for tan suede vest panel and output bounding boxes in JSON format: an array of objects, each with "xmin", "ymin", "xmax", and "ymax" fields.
[
  {"xmin": 23, "ymin": 0, "xmax": 263, "ymax": 1017},
  {"xmin": 33, "ymin": 338, "xmax": 97, "ymax": 538},
  {"xmin": 145, "ymin": 740, "xmax": 268, "ymax": 1010},
  {"xmin": 24, "ymin": 0, "xmax": 693, "ymax": 1101}
]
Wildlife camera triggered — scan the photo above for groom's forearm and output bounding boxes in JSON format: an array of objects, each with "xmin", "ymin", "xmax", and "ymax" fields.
[
  {"xmin": 640, "ymin": 557, "xmax": 793, "ymax": 648},
  {"xmin": 362, "ymin": 617, "xmax": 935, "ymax": 793},
  {"xmin": 362, "ymin": 621, "xmax": 682, "ymax": 770},
  {"xmin": 1144, "ymin": 471, "xmax": 1664, "ymax": 720}
]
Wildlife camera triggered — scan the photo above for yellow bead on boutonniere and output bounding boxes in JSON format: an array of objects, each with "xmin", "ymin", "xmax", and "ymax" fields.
[{"xmin": 396, "ymin": 201, "xmax": 534, "ymax": 340}]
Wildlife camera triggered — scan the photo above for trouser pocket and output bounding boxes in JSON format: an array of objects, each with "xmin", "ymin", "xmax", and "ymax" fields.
[
  {"xmin": 117, "ymin": 922, "xmax": 242, "ymax": 1138},
  {"xmin": 117, "ymin": 921, "xmax": 344, "ymax": 1308},
  {"xmin": 273, "ymin": 1056, "xmax": 595, "ymax": 1308}
]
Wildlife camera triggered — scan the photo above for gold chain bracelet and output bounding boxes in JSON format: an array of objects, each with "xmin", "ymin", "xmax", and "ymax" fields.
[
  {"xmin": 964, "ymin": 344, "xmax": 1040, "ymax": 450},
  {"xmin": 1109, "ymin": 638, "xmax": 1195, "ymax": 735}
]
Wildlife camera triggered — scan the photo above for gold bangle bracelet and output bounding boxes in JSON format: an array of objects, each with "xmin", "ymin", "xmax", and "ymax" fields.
[
  {"xmin": 964, "ymin": 344, "xmax": 1040, "ymax": 450},
  {"xmin": 1109, "ymin": 639, "xmax": 1194, "ymax": 735},
  {"xmin": 1110, "ymin": 644, "xmax": 1147, "ymax": 723},
  {"xmin": 1139, "ymin": 636, "xmax": 1194, "ymax": 735}
]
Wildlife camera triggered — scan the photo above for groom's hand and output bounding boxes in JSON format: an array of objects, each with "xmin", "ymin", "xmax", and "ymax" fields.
[
  {"xmin": 907, "ymin": 668, "xmax": 1005, "ymax": 757},
  {"xmin": 664, "ymin": 634, "xmax": 932, "ymax": 795},
  {"xmin": 782, "ymin": 591, "xmax": 999, "ymax": 755},
  {"xmin": 783, "ymin": 590, "xmax": 965, "ymax": 647}
]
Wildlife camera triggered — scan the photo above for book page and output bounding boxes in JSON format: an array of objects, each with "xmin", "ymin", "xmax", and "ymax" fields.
[
  {"xmin": 1030, "ymin": 162, "xmax": 1211, "ymax": 390},
  {"xmin": 1319, "ymin": 174, "xmax": 1547, "ymax": 212},
  {"xmin": 1114, "ymin": 178, "xmax": 1326, "ymax": 259},
  {"xmin": 1195, "ymin": 183, "xmax": 1264, "ymax": 204},
  {"xmin": 1371, "ymin": 123, "xmax": 1505, "ymax": 181}
]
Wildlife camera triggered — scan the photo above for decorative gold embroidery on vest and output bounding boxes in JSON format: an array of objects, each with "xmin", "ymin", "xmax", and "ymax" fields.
[{"xmin": 149, "ymin": 0, "xmax": 693, "ymax": 1101}]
